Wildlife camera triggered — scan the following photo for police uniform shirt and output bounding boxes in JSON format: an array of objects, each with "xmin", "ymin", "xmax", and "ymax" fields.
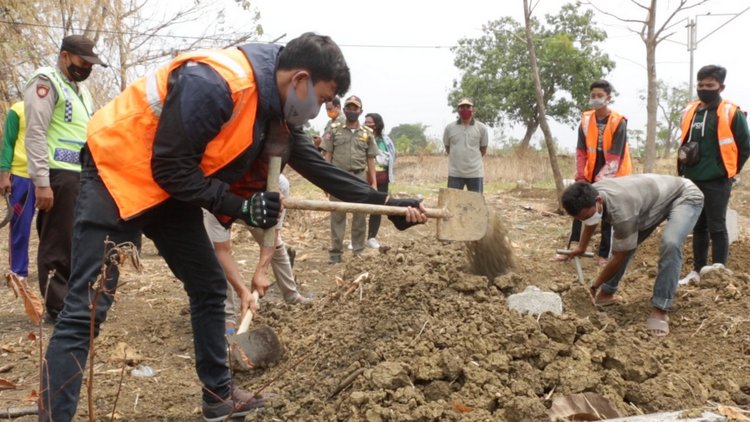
[{"xmin": 321, "ymin": 122, "xmax": 379, "ymax": 173}]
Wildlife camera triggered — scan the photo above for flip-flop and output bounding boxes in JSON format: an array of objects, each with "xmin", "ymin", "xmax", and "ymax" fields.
[
  {"xmin": 595, "ymin": 294, "xmax": 624, "ymax": 307},
  {"xmin": 646, "ymin": 317, "xmax": 669, "ymax": 337},
  {"xmin": 549, "ymin": 254, "xmax": 568, "ymax": 262}
]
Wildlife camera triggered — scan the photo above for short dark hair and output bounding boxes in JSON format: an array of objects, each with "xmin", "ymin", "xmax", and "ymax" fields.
[
  {"xmin": 561, "ymin": 182, "xmax": 599, "ymax": 216},
  {"xmin": 330, "ymin": 96, "xmax": 341, "ymax": 107},
  {"xmin": 697, "ymin": 65, "xmax": 726, "ymax": 84},
  {"xmin": 589, "ymin": 79, "xmax": 612, "ymax": 95},
  {"xmin": 365, "ymin": 113, "xmax": 385, "ymax": 136},
  {"xmin": 278, "ymin": 32, "xmax": 351, "ymax": 96}
]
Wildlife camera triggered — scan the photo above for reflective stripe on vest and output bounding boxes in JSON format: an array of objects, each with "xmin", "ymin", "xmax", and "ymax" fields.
[
  {"xmin": 580, "ymin": 110, "xmax": 631, "ymax": 180},
  {"xmin": 86, "ymin": 48, "xmax": 259, "ymax": 219},
  {"xmin": 26, "ymin": 67, "xmax": 93, "ymax": 172},
  {"xmin": 679, "ymin": 100, "xmax": 739, "ymax": 178}
]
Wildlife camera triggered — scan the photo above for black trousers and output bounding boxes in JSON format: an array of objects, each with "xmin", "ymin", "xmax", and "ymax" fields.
[
  {"xmin": 568, "ymin": 218, "xmax": 612, "ymax": 259},
  {"xmin": 41, "ymin": 148, "xmax": 231, "ymax": 421},
  {"xmin": 692, "ymin": 177, "xmax": 732, "ymax": 270},
  {"xmin": 368, "ymin": 178, "xmax": 389, "ymax": 239},
  {"xmin": 36, "ymin": 169, "xmax": 80, "ymax": 317}
]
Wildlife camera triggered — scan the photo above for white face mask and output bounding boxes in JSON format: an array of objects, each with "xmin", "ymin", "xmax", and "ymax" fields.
[
  {"xmin": 588, "ymin": 98, "xmax": 607, "ymax": 110},
  {"xmin": 582, "ymin": 203, "xmax": 603, "ymax": 226}
]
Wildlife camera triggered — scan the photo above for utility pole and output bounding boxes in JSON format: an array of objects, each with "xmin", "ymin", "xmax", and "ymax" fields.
[{"xmin": 686, "ymin": 6, "xmax": 750, "ymax": 99}]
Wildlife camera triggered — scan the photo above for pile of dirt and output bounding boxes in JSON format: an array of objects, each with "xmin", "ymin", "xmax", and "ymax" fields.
[{"xmin": 240, "ymin": 232, "xmax": 750, "ymax": 421}]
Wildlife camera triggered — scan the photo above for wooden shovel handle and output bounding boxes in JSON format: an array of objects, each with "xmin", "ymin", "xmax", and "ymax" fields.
[
  {"xmin": 237, "ymin": 291, "xmax": 260, "ymax": 335},
  {"xmin": 262, "ymin": 157, "xmax": 282, "ymax": 248},
  {"xmin": 283, "ymin": 197, "xmax": 449, "ymax": 219}
]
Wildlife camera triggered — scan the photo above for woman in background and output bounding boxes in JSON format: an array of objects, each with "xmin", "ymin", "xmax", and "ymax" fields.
[{"xmin": 364, "ymin": 113, "xmax": 396, "ymax": 249}]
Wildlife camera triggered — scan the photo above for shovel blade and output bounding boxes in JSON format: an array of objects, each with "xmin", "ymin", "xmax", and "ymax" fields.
[
  {"xmin": 230, "ymin": 325, "xmax": 283, "ymax": 371},
  {"xmin": 436, "ymin": 188, "xmax": 488, "ymax": 241}
]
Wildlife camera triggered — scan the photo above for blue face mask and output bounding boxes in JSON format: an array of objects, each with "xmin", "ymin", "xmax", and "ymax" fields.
[{"xmin": 284, "ymin": 76, "xmax": 320, "ymax": 126}]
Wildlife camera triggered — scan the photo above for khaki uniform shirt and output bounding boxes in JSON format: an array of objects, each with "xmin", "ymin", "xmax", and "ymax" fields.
[
  {"xmin": 23, "ymin": 69, "xmax": 85, "ymax": 187},
  {"xmin": 322, "ymin": 113, "xmax": 346, "ymax": 144},
  {"xmin": 321, "ymin": 122, "xmax": 378, "ymax": 172}
]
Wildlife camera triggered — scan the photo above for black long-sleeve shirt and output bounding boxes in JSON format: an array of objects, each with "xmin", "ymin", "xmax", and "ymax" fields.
[{"xmin": 150, "ymin": 47, "xmax": 385, "ymax": 220}]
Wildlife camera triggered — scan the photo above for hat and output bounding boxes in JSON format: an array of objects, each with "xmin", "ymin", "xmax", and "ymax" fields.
[
  {"xmin": 457, "ymin": 97, "xmax": 474, "ymax": 107},
  {"xmin": 344, "ymin": 95, "xmax": 362, "ymax": 108},
  {"xmin": 61, "ymin": 35, "xmax": 108, "ymax": 67}
]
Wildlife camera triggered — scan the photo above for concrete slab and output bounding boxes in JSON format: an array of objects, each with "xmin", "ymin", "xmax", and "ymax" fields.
[{"xmin": 506, "ymin": 286, "xmax": 562, "ymax": 316}]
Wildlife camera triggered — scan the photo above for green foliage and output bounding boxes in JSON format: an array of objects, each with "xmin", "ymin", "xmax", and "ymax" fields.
[
  {"xmin": 449, "ymin": 2, "xmax": 614, "ymax": 135},
  {"xmin": 389, "ymin": 123, "xmax": 430, "ymax": 154}
]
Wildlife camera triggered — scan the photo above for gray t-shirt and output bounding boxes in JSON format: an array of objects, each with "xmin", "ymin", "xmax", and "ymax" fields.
[
  {"xmin": 443, "ymin": 119, "xmax": 489, "ymax": 178},
  {"xmin": 595, "ymin": 174, "xmax": 704, "ymax": 252}
]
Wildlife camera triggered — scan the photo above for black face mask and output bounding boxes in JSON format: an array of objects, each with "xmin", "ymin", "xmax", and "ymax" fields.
[
  {"xmin": 697, "ymin": 89, "xmax": 720, "ymax": 104},
  {"xmin": 345, "ymin": 111, "xmax": 360, "ymax": 122},
  {"xmin": 67, "ymin": 63, "xmax": 92, "ymax": 82}
]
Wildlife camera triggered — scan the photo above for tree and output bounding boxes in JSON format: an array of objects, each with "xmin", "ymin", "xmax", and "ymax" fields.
[
  {"xmin": 389, "ymin": 123, "xmax": 429, "ymax": 154},
  {"xmin": 587, "ymin": 0, "xmax": 708, "ymax": 172},
  {"xmin": 0, "ymin": 0, "xmax": 261, "ymax": 111},
  {"xmin": 523, "ymin": 0, "xmax": 564, "ymax": 209},
  {"xmin": 656, "ymin": 82, "xmax": 690, "ymax": 158},
  {"xmin": 450, "ymin": 2, "xmax": 614, "ymax": 151}
]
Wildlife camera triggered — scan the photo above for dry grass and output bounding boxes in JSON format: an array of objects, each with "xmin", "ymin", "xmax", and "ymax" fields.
[{"xmin": 287, "ymin": 152, "xmax": 577, "ymax": 199}]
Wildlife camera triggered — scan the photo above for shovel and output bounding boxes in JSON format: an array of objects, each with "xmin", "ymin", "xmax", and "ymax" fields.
[
  {"xmin": 283, "ymin": 189, "xmax": 488, "ymax": 242},
  {"xmin": 556, "ymin": 249, "xmax": 594, "ymax": 285},
  {"xmin": 228, "ymin": 291, "xmax": 284, "ymax": 370},
  {"xmin": 264, "ymin": 156, "xmax": 487, "ymax": 241}
]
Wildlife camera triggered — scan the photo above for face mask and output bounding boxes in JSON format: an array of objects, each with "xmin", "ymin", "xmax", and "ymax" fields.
[
  {"xmin": 345, "ymin": 111, "xmax": 360, "ymax": 122},
  {"xmin": 327, "ymin": 110, "xmax": 338, "ymax": 119},
  {"xmin": 283, "ymin": 76, "xmax": 320, "ymax": 126},
  {"xmin": 588, "ymin": 98, "xmax": 607, "ymax": 110},
  {"xmin": 582, "ymin": 203, "xmax": 602, "ymax": 226},
  {"xmin": 458, "ymin": 109, "xmax": 473, "ymax": 120},
  {"xmin": 697, "ymin": 89, "xmax": 720, "ymax": 104},
  {"xmin": 67, "ymin": 62, "xmax": 91, "ymax": 82}
]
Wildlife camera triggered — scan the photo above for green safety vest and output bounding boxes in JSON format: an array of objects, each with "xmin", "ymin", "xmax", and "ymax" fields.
[{"xmin": 26, "ymin": 67, "xmax": 94, "ymax": 172}]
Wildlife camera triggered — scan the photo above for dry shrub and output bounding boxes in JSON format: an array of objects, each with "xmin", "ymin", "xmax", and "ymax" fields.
[{"xmin": 466, "ymin": 210, "xmax": 515, "ymax": 279}]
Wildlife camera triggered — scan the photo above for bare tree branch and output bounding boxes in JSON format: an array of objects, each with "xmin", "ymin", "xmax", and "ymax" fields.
[
  {"xmin": 586, "ymin": 1, "xmax": 647, "ymax": 24},
  {"xmin": 654, "ymin": 0, "xmax": 709, "ymax": 40},
  {"xmin": 629, "ymin": 0, "xmax": 650, "ymax": 11}
]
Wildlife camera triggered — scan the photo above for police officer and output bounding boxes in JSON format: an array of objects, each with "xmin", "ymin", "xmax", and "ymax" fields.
[
  {"xmin": 313, "ymin": 96, "xmax": 345, "ymax": 150},
  {"xmin": 23, "ymin": 34, "xmax": 106, "ymax": 320},
  {"xmin": 321, "ymin": 95, "xmax": 379, "ymax": 263}
]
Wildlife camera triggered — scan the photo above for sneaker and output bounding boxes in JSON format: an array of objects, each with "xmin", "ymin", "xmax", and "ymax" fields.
[
  {"xmin": 699, "ymin": 263, "xmax": 733, "ymax": 277},
  {"xmin": 329, "ymin": 255, "xmax": 342, "ymax": 265},
  {"xmin": 202, "ymin": 386, "xmax": 266, "ymax": 421},
  {"xmin": 366, "ymin": 238, "xmax": 381, "ymax": 249},
  {"xmin": 678, "ymin": 270, "xmax": 700, "ymax": 286},
  {"xmin": 347, "ymin": 243, "xmax": 353, "ymax": 251}
]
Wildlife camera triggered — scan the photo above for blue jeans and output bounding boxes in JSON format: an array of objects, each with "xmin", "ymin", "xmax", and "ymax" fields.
[
  {"xmin": 599, "ymin": 200, "xmax": 703, "ymax": 311},
  {"xmin": 447, "ymin": 176, "xmax": 483, "ymax": 193},
  {"xmin": 40, "ymin": 148, "xmax": 231, "ymax": 421}
]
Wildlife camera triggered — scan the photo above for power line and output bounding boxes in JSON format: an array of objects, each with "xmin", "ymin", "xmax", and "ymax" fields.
[
  {"xmin": 2, "ymin": 19, "xmax": 455, "ymax": 49},
  {"xmin": 0, "ymin": 19, "xmax": 256, "ymax": 44}
]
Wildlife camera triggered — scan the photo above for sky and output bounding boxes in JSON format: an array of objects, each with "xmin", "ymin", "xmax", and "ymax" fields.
[{"xmin": 225, "ymin": 0, "xmax": 749, "ymax": 152}]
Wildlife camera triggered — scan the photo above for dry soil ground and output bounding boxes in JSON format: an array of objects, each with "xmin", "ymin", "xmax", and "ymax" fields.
[{"xmin": 1, "ymin": 155, "xmax": 749, "ymax": 421}]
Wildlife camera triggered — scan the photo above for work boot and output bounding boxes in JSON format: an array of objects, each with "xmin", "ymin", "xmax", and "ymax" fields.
[{"xmin": 202, "ymin": 386, "xmax": 266, "ymax": 421}]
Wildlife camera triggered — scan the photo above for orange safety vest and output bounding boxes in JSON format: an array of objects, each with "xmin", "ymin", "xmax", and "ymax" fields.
[
  {"xmin": 580, "ymin": 110, "xmax": 631, "ymax": 181},
  {"xmin": 679, "ymin": 100, "xmax": 740, "ymax": 178},
  {"xmin": 87, "ymin": 48, "xmax": 259, "ymax": 219}
]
